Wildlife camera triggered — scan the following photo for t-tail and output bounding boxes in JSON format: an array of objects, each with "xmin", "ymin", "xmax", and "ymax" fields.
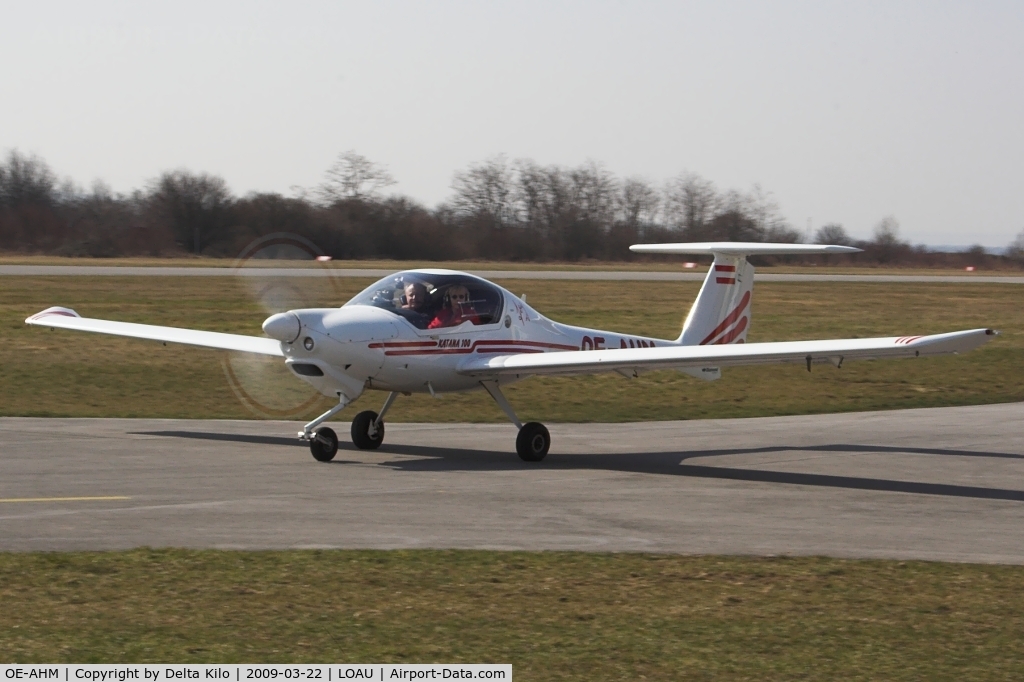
[{"xmin": 629, "ymin": 242, "xmax": 862, "ymax": 346}]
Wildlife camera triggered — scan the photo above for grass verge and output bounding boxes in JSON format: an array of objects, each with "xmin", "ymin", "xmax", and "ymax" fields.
[
  {"xmin": 2, "ymin": 276, "xmax": 1021, "ymax": 421},
  {"xmin": 1, "ymin": 549, "xmax": 1023, "ymax": 680}
]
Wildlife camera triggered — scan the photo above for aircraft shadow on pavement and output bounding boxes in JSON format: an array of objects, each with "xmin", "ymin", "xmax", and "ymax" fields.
[{"xmin": 135, "ymin": 431, "xmax": 1024, "ymax": 503}]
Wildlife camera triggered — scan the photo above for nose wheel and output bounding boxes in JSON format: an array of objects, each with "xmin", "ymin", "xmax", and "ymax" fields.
[{"xmin": 309, "ymin": 427, "xmax": 339, "ymax": 462}]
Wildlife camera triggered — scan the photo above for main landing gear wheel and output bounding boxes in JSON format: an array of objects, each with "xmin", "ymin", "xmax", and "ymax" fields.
[
  {"xmin": 516, "ymin": 422, "xmax": 550, "ymax": 462},
  {"xmin": 309, "ymin": 427, "xmax": 339, "ymax": 462},
  {"xmin": 351, "ymin": 410, "xmax": 385, "ymax": 450}
]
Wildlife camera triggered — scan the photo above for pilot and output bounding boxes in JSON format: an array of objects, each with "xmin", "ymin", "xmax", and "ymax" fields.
[
  {"xmin": 428, "ymin": 284, "xmax": 480, "ymax": 329},
  {"xmin": 402, "ymin": 282, "xmax": 429, "ymax": 312},
  {"xmin": 400, "ymin": 281, "xmax": 432, "ymax": 328}
]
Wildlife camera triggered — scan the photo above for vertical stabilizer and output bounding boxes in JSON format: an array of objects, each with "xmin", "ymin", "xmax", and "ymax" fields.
[
  {"xmin": 628, "ymin": 242, "xmax": 861, "ymax": 346},
  {"xmin": 677, "ymin": 255, "xmax": 754, "ymax": 345}
]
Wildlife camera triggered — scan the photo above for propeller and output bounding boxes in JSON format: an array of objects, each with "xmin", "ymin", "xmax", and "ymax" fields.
[{"xmin": 223, "ymin": 232, "xmax": 344, "ymax": 419}]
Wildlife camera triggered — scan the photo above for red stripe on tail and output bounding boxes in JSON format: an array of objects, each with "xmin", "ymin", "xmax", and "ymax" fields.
[
  {"xmin": 713, "ymin": 316, "xmax": 748, "ymax": 344},
  {"xmin": 699, "ymin": 291, "xmax": 751, "ymax": 345}
]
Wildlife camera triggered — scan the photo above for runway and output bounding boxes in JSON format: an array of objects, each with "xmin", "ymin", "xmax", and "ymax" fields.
[
  {"xmin": 1, "ymin": 264, "xmax": 1022, "ymax": 283},
  {"xmin": 3, "ymin": 402, "xmax": 1024, "ymax": 562}
]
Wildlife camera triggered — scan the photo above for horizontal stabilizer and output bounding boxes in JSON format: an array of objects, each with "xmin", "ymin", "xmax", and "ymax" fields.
[
  {"xmin": 458, "ymin": 329, "xmax": 996, "ymax": 377},
  {"xmin": 629, "ymin": 242, "xmax": 862, "ymax": 256},
  {"xmin": 25, "ymin": 307, "xmax": 284, "ymax": 356}
]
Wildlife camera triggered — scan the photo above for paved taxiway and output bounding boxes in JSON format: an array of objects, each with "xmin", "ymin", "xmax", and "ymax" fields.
[
  {"xmin": 3, "ymin": 403, "xmax": 1023, "ymax": 562},
  {"xmin": 1, "ymin": 264, "xmax": 1022, "ymax": 283}
]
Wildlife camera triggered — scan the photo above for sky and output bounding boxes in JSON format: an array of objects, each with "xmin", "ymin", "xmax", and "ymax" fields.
[{"xmin": 1, "ymin": 0, "xmax": 1022, "ymax": 247}]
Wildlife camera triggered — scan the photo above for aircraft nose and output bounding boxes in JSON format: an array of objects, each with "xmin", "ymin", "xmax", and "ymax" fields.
[{"xmin": 262, "ymin": 312, "xmax": 301, "ymax": 343}]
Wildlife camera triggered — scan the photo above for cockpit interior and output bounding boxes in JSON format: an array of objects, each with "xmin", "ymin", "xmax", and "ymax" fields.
[{"xmin": 345, "ymin": 271, "xmax": 504, "ymax": 330}]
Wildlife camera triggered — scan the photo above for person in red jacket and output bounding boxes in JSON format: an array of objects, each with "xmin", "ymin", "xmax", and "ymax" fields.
[{"xmin": 428, "ymin": 284, "xmax": 480, "ymax": 329}]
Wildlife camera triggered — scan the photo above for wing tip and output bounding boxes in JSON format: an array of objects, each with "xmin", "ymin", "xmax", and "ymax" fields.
[{"xmin": 25, "ymin": 306, "xmax": 81, "ymax": 324}]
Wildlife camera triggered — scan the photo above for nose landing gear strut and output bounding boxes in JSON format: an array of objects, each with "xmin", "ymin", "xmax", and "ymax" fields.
[{"xmin": 300, "ymin": 391, "xmax": 400, "ymax": 462}]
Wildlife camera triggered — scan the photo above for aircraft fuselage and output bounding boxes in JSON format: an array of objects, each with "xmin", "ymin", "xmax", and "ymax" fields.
[{"xmin": 270, "ymin": 274, "xmax": 670, "ymax": 401}]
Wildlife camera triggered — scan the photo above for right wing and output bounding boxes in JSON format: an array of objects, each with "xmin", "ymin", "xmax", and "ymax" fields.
[
  {"xmin": 458, "ymin": 328, "xmax": 996, "ymax": 377},
  {"xmin": 25, "ymin": 307, "xmax": 284, "ymax": 357}
]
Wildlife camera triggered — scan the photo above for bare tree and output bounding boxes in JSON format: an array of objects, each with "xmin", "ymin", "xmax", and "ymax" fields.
[
  {"xmin": 450, "ymin": 155, "xmax": 517, "ymax": 228},
  {"xmin": 317, "ymin": 150, "xmax": 396, "ymax": 204},
  {"xmin": 814, "ymin": 223, "xmax": 853, "ymax": 245},
  {"xmin": 873, "ymin": 215, "xmax": 903, "ymax": 246},
  {"xmin": 567, "ymin": 161, "xmax": 617, "ymax": 224},
  {"xmin": 663, "ymin": 172, "xmax": 718, "ymax": 238},
  {"xmin": 513, "ymin": 159, "xmax": 570, "ymax": 239},
  {"xmin": 740, "ymin": 184, "xmax": 797, "ymax": 241},
  {"xmin": 1006, "ymin": 229, "xmax": 1024, "ymax": 262},
  {"xmin": 870, "ymin": 215, "xmax": 909, "ymax": 263},
  {"xmin": 0, "ymin": 150, "xmax": 59, "ymax": 208},
  {"xmin": 618, "ymin": 177, "xmax": 660, "ymax": 238},
  {"xmin": 148, "ymin": 171, "xmax": 233, "ymax": 254}
]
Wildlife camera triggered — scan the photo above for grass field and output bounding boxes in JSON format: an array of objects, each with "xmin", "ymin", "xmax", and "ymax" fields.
[
  {"xmin": 2, "ymin": 550, "xmax": 1023, "ymax": 679},
  {"xmin": 4, "ymin": 277, "xmax": 1023, "ymax": 677},
  {"xmin": 1, "ymin": 275, "xmax": 1020, "ymax": 422}
]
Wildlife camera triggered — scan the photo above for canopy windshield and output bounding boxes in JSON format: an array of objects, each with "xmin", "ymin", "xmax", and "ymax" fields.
[{"xmin": 345, "ymin": 271, "xmax": 504, "ymax": 330}]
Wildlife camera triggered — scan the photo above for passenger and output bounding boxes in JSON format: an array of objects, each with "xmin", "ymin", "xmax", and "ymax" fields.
[{"xmin": 428, "ymin": 284, "xmax": 480, "ymax": 329}]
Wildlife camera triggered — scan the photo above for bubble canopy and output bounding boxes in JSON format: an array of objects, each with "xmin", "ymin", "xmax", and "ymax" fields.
[{"xmin": 344, "ymin": 270, "xmax": 505, "ymax": 330}]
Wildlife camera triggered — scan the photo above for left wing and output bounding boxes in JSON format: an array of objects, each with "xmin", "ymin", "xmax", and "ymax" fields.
[
  {"xmin": 458, "ymin": 328, "xmax": 996, "ymax": 377},
  {"xmin": 25, "ymin": 307, "xmax": 284, "ymax": 356}
]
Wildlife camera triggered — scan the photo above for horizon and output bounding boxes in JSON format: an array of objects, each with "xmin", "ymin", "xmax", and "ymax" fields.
[{"xmin": 2, "ymin": 1, "xmax": 1022, "ymax": 246}]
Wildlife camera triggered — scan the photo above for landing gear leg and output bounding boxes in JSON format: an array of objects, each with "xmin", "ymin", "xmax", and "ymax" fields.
[
  {"xmin": 351, "ymin": 391, "xmax": 398, "ymax": 450},
  {"xmin": 480, "ymin": 380, "xmax": 550, "ymax": 462},
  {"xmin": 300, "ymin": 394, "xmax": 352, "ymax": 462}
]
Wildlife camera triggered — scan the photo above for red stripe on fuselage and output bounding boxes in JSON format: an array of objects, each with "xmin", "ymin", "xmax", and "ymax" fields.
[
  {"xmin": 378, "ymin": 339, "xmax": 577, "ymax": 356},
  {"xmin": 369, "ymin": 340, "xmax": 437, "ymax": 349}
]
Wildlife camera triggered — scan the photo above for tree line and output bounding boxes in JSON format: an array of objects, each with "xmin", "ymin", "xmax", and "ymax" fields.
[{"xmin": 1, "ymin": 149, "xmax": 1021, "ymax": 266}]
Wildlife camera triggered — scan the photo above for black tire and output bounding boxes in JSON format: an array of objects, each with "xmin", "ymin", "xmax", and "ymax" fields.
[
  {"xmin": 310, "ymin": 427, "xmax": 338, "ymax": 462},
  {"xmin": 516, "ymin": 422, "xmax": 550, "ymax": 462},
  {"xmin": 351, "ymin": 410, "xmax": 384, "ymax": 450}
]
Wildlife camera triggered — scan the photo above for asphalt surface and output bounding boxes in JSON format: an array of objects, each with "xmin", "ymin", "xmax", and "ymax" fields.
[
  {"xmin": 3, "ymin": 402, "xmax": 1024, "ymax": 562},
  {"xmin": 1, "ymin": 264, "xmax": 1022, "ymax": 283}
]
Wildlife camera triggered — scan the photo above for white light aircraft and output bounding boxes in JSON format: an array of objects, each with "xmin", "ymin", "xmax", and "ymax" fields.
[{"xmin": 26, "ymin": 243, "xmax": 997, "ymax": 462}]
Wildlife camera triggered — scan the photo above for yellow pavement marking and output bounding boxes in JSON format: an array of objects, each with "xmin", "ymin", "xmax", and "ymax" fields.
[{"xmin": 0, "ymin": 496, "xmax": 132, "ymax": 503}]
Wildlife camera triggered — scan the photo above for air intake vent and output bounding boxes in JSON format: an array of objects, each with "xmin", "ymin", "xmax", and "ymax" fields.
[{"xmin": 291, "ymin": 363, "xmax": 324, "ymax": 377}]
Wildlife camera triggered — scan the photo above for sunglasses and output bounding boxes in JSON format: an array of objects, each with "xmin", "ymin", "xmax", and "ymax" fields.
[{"xmin": 450, "ymin": 292, "xmax": 469, "ymax": 301}]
